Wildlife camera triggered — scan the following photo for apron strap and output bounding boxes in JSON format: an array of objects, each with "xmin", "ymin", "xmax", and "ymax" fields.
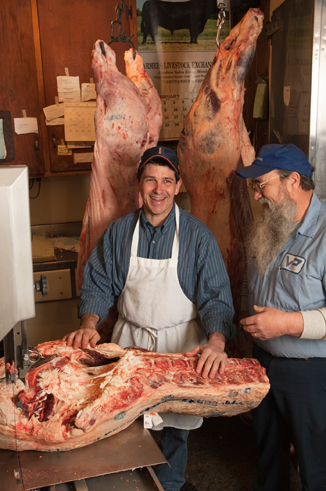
[
  {"xmin": 171, "ymin": 204, "xmax": 179, "ymax": 260},
  {"xmin": 130, "ymin": 205, "xmax": 180, "ymax": 260},
  {"xmin": 130, "ymin": 212, "xmax": 141, "ymax": 257}
]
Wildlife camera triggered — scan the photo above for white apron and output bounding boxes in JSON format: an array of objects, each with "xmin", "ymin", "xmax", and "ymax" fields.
[{"xmin": 112, "ymin": 205, "xmax": 207, "ymax": 430}]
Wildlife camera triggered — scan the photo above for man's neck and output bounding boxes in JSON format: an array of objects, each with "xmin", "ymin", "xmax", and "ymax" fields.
[
  {"xmin": 143, "ymin": 203, "xmax": 175, "ymax": 228},
  {"xmin": 293, "ymin": 190, "xmax": 313, "ymax": 222}
]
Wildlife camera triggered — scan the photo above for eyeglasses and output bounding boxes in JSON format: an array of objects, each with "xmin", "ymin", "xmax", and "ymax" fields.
[{"xmin": 250, "ymin": 175, "xmax": 280, "ymax": 193}]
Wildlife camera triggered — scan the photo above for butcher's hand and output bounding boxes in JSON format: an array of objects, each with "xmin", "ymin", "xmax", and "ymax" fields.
[
  {"xmin": 185, "ymin": 332, "xmax": 227, "ymax": 379},
  {"xmin": 63, "ymin": 314, "xmax": 100, "ymax": 349},
  {"xmin": 240, "ymin": 305, "xmax": 303, "ymax": 340}
]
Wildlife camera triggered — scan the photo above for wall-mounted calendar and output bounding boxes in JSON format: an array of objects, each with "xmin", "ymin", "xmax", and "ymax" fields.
[
  {"xmin": 160, "ymin": 93, "xmax": 196, "ymax": 140},
  {"xmin": 140, "ymin": 51, "xmax": 217, "ymax": 140}
]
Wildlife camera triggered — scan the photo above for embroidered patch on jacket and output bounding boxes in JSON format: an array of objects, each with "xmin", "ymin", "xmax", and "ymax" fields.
[{"xmin": 280, "ymin": 254, "xmax": 305, "ymax": 274}]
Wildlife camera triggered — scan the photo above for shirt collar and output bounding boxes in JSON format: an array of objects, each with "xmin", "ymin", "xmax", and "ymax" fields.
[{"xmin": 296, "ymin": 192, "xmax": 320, "ymax": 238}]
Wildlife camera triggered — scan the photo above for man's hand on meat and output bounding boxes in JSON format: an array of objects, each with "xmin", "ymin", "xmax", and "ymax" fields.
[
  {"xmin": 185, "ymin": 332, "xmax": 227, "ymax": 378},
  {"xmin": 64, "ymin": 314, "xmax": 100, "ymax": 349},
  {"xmin": 240, "ymin": 305, "xmax": 303, "ymax": 340}
]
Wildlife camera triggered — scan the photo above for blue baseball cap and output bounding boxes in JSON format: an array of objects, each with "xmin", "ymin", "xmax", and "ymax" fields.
[
  {"xmin": 236, "ymin": 144, "xmax": 313, "ymax": 179},
  {"xmin": 139, "ymin": 146, "xmax": 179, "ymax": 173}
]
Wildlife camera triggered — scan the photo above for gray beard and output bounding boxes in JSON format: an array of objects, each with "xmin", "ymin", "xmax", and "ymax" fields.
[{"xmin": 246, "ymin": 186, "xmax": 298, "ymax": 275}]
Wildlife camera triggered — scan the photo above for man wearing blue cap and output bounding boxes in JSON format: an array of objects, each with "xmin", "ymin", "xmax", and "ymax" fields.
[
  {"xmin": 236, "ymin": 143, "xmax": 326, "ymax": 490},
  {"xmin": 65, "ymin": 145, "xmax": 235, "ymax": 491}
]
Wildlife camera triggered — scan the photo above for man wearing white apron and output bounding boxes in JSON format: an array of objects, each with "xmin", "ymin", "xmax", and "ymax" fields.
[{"xmin": 65, "ymin": 146, "xmax": 236, "ymax": 491}]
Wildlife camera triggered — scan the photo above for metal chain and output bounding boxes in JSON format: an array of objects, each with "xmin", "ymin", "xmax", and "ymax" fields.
[
  {"xmin": 110, "ymin": 1, "xmax": 125, "ymax": 39},
  {"xmin": 106, "ymin": 0, "xmax": 136, "ymax": 59}
]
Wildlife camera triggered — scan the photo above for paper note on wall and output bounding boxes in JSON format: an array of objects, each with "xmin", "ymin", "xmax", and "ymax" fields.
[
  {"xmin": 67, "ymin": 141, "xmax": 93, "ymax": 148},
  {"xmin": 64, "ymin": 102, "xmax": 96, "ymax": 141},
  {"xmin": 58, "ymin": 91, "xmax": 80, "ymax": 103},
  {"xmin": 43, "ymin": 103, "xmax": 64, "ymax": 122},
  {"xmin": 46, "ymin": 117, "xmax": 64, "ymax": 126},
  {"xmin": 73, "ymin": 152, "xmax": 94, "ymax": 164},
  {"xmin": 81, "ymin": 83, "xmax": 96, "ymax": 101},
  {"xmin": 57, "ymin": 145, "xmax": 72, "ymax": 156},
  {"xmin": 14, "ymin": 117, "xmax": 38, "ymax": 135},
  {"xmin": 57, "ymin": 76, "xmax": 80, "ymax": 103}
]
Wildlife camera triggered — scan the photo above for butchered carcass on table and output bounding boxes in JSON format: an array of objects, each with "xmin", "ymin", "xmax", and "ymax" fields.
[
  {"xmin": 76, "ymin": 40, "xmax": 162, "ymax": 290},
  {"xmin": 0, "ymin": 340, "xmax": 269, "ymax": 452},
  {"xmin": 177, "ymin": 9, "xmax": 264, "ymax": 337}
]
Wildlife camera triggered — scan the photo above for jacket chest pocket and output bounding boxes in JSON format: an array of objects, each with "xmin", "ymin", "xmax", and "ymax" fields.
[
  {"xmin": 275, "ymin": 268, "xmax": 303, "ymax": 311},
  {"xmin": 248, "ymin": 267, "xmax": 303, "ymax": 312}
]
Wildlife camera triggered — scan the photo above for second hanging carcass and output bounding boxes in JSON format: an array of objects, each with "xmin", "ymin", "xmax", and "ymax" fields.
[{"xmin": 177, "ymin": 9, "xmax": 264, "ymax": 349}]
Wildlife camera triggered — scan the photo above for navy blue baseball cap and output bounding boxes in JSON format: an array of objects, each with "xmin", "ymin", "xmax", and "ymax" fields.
[
  {"xmin": 236, "ymin": 144, "xmax": 312, "ymax": 179},
  {"xmin": 139, "ymin": 146, "xmax": 179, "ymax": 173}
]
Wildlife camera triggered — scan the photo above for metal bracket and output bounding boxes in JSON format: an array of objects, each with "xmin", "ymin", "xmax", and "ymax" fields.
[
  {"xmin": 34, "ymin": 134, "xmax": 39, "ymax": 154},
  {"xmin": 35, "ymin": 274, "xmax": 49, "ymax": 296},
  {"xmin": 18, "ymin": 320, "xmax": 41, "ymax": 380},
  {"xmin": 52, "ymin": 132, "xmax": 57, "ymax": 152},
  {"xmin": 264, "ymin": 20, "xmax": 283, "ymax": 39},
  {"xmin": 126, "ymin": 5, "xmax": 132, "ymax": 19}
]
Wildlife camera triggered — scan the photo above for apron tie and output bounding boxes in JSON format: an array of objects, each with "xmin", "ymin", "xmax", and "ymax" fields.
[
  {"xmin": 142, "ymin": 327, "xmax": 158, "ymax": 351},
  {"xmin": 118, "ymin": 313, "xmax": 159, "ymax": 351}
]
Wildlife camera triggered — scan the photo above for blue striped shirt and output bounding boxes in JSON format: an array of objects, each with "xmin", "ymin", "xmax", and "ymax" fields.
[{"xmin": 78, "ymin": 203, "xmax": 236, "ymax": 340}]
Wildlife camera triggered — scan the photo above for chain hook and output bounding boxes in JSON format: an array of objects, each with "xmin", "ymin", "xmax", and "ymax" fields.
[
  {"xmin": 107, "ymin": 0, "xmax": 137, "ymax": 59},
  {"xmin": 216, "ymin": 2, "xmax": 226, "ymax": 47},
  {"xmin": 110, "ymin": 0, "xmax": 124, "ymax": 37}
]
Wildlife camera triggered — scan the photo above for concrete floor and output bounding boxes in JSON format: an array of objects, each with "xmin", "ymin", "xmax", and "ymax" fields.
[{"xmin": 153, "ymin": 415, "xmax": 302, "ymax": 491}]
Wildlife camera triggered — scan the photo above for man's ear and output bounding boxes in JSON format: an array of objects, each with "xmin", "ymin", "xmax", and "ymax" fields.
[
  {"xmin": 175, "ymin": 178, "xmax": 182, "ymax": 196},
  {"xmin": 289, "ymin": 171, "xmax": 301, "ymax": 191}
]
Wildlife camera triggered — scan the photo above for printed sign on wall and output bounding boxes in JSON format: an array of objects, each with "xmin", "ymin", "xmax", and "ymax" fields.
[{"xmin": 136, "ymin": 0, "xmax": 230, "ymax": 140}]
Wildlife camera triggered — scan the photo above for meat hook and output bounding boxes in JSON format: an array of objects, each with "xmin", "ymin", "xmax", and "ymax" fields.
[
  {"xmin": 108, "ymin": 34, "xmax": 137, "ymax": 59},
  {"xmin": 216, "ymin": 3, "xmax": 226, "ymax": 47},
  {"xmin": 100, "ymin": 41, "xmax": 106, "ymax": 57}
]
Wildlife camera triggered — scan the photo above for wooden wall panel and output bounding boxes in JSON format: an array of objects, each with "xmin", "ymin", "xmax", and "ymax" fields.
[
  {"xmin": 37, "ymin": 0, "xmax": 135, "ymax": 174},
  {"xmin": 0, "ymin": 0, "xmax": 44, "ymax": 176}
]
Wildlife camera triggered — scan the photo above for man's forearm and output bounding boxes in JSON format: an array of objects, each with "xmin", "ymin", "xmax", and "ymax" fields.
[
  {"xmin": 80, "ymin": 314, "xmax": 100, "ymax": 331},
  {"xmin": 240, "ymin": 306, "xmax": 326, "ymax": 341},
  {"xmin": 270, "ymin": 309, "xmax": 326, "ymax": 340}
]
